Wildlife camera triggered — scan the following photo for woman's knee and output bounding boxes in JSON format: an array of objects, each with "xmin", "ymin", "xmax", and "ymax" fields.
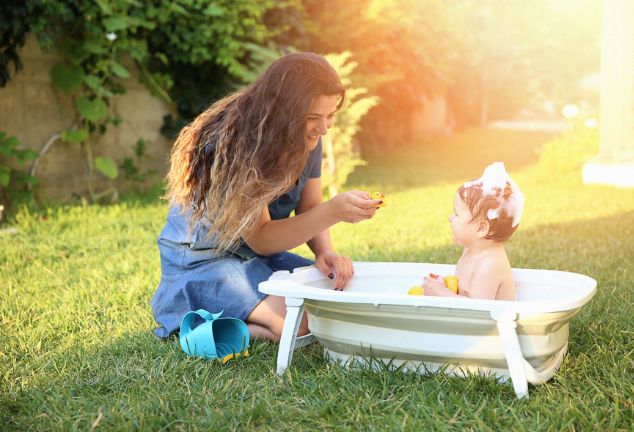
[
  {"xmin": 297, "ymin": 324, "xmax": 310, "ymax": 337},
  {"xmin": 272, "ymin": 313, "xmax": 309, "ymax": 339},
  {"xmin": 268, "ymin": 320, "xmax": 308, "ymax": 341},
  {"xmin": 246, "ymin": 295, "xmax": 310, "ymax": 340}
]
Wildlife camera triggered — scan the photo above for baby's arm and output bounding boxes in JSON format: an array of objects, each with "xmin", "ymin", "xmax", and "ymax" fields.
[
  {"xmin": 423, "ymin": 256, "xmax": 505, "ymax": 299},
  {"xmin": 421, "ymin": 276, "xmax": 461, "ymax": 297},
  {"xmin": 422, "ymin": 253, "xmax": 466, "ymax": 297}
]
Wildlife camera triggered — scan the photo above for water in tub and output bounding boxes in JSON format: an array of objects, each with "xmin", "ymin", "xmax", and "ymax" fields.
[{"xmin": 304, "ymin": 269, "xmax": 579, "ymax": 303}]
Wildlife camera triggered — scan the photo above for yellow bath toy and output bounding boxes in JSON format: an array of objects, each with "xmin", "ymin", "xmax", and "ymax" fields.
[
  {"xmin": 407, "ymin": 285, "xmax": 424, "ymax": 296},
  {"xmin": 370, "ymin": 192, "xmax": 386, "ymax": 207},
  {"xmin": 444, "ymin": 275, "xmax": 459, "ymax": 294}
]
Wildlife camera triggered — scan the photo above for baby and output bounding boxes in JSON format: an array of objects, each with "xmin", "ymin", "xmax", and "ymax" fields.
[{"xmin": 423, "ymin": 162, "xmax": 524, "ymax": 300}]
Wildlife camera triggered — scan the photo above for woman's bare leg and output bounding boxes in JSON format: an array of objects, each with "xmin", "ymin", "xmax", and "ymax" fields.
[
  {"xmin": 246, "ymin": 294, "xmax": 309, "ymax": 342},
  {"xmin": 247, "ymin": 323, "xmax": 277, "ymax": 340}
]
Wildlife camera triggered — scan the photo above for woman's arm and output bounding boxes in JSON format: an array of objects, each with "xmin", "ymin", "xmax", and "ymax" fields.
[
  {"xmin": 296, "ymin": 178, "xmax": 334, "ymax": 256},
  {"xmin": 243, "ymin": 187, "xmax": 378, "ymax": 256},
  {"xmin": 297, "ymin": 178, "xmax": 355, "ymax": 289}
]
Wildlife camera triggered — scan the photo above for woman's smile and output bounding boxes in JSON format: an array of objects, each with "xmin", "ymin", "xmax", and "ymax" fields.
[{"xmin": 305, "ymin": 94, "xmax": 339, "ymax": 149}]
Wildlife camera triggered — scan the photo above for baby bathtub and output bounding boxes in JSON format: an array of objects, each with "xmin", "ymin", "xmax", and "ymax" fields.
[{"xmin": 258, "ymin": 262, "xmax": 596, "ymax": 399}]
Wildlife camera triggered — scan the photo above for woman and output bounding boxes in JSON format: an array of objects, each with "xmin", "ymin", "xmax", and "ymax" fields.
[{"xmin": 151, "ymin": 53, "xmax": 381, "ymax": 341}]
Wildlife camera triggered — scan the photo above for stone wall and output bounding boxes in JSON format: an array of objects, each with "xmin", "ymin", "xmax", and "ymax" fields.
[{"xmin": 0, "ymin": 35, "xmax": 174, "ymax": 203}]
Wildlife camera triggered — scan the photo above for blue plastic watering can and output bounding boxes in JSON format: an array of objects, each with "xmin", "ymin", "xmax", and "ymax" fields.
[{"xmin": 179, "ymin": 309, "xmax": 250, "ymax": 362}]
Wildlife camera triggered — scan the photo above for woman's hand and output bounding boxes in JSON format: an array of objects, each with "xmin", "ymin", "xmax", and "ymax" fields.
[
  {"xmin": 422, "ymin": 276, "xmax": 453, "ymax": 297},
  {"xmin": 314, "ymin": 251, "xmax": 354, "ymax": 290},
  {"xmin": 328, "ymin": 190, "xmax": 381, "ymax": 224}
]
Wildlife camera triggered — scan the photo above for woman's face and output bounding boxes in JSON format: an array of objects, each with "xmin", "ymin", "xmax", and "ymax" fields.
[{"xmin": 305, "ymin": 94, "xmax": 339, "ymax": 150}]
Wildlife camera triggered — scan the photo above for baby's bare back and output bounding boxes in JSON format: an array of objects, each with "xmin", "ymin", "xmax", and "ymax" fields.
[{"xmin": 456, "ymin": 246, "xmax": 516, "ymax": 300}]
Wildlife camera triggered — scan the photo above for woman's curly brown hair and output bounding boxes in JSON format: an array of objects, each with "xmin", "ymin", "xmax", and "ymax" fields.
[{"xmin": 164, "ymin": 53, "xmax": 345, "ymax": 252}]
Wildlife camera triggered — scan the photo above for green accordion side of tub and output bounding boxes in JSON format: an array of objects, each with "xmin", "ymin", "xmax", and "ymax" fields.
[{"xmin": 306, "ymin": 300, "xmax": 578, "ymax": 383}]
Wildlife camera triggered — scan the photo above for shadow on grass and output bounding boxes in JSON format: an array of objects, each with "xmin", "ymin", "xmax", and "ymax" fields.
[{"xmin": 347, "ymin": 208, "xmax": 634, "ymax": 279}]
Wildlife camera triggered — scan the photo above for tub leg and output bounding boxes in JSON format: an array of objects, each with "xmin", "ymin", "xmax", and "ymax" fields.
[
  {"xmin": 276, "ymin": 297, "xmax": 305, "ymax": 375},
  {"xmin": 491, "ymin": 310, "xmax": 529, "ymax": 399}
]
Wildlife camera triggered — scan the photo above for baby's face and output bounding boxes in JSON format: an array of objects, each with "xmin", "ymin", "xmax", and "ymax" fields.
[{"xmin": 449, "ymin": 193, "xmax": 478, "ymax": 246}]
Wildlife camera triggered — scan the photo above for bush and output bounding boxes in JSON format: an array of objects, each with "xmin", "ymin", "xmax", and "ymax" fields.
[
  {"xmin": 322, "ymin": 52, "xmax": 378, "ymax": 197},
  {"xmin": 0, "ymin": 132, "xmax": 38, "ymax": 220},
  {"xmin": 538, "ymin": 124, "xmax": 599, "ymax": 179}
]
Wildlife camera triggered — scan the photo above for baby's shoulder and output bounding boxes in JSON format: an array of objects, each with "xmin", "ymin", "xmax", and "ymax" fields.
[{"xmin": 474, "ymin": 250, "xmax": 511, "ymax": 276}]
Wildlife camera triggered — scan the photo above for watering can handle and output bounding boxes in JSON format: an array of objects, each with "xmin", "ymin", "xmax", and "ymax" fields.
[{"xmin": 181, "ymin": 309, "xmax": 224, "ymax": 334}]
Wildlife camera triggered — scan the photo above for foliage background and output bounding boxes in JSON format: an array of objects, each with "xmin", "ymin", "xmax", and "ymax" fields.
[
  {"xmin": 289, "ymin": 0, "xmax": 601, "ymax": 150},
  {"xmin": 0, "ymin": 0, "xmax": 295, "ymax": 210},
  {"xmin": 1, "ymin": 0, "xmax": 602, "ymax": 211},
  {"xmin": 1, "ymin": 0, "xmax": 602, "ymax": 142}
]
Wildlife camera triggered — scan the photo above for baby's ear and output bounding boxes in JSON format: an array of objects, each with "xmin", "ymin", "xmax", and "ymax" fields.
[{"xmin": 476, "ymin": 219, "xmax": 490, "ymax": 238}]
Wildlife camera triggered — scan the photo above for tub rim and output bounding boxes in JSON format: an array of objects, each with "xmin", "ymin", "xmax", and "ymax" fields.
[{"xmin": 258, "ymin": 262, "xmax": 597, "ymax": 315}]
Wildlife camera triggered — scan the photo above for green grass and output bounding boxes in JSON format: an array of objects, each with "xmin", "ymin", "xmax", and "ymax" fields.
[{"xmin": 1, "ymin": 128, "xmax": 633, "ymax": 430}]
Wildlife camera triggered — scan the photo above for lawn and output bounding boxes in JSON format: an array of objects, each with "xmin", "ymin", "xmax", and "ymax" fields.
[{"xmin": 1, "ymin": 128, "xmax": 632, "ymax": 430}]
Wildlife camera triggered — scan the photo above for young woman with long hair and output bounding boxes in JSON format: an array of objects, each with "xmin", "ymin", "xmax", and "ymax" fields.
[{"xmin": 151, "ymin": 53, "xmax": 381, "ymax": 341}]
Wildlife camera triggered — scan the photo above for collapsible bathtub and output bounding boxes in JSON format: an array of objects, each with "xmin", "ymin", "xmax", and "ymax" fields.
[{"xmin": 258, "ymin": 262, "xmax": 596, "ymax": 399}]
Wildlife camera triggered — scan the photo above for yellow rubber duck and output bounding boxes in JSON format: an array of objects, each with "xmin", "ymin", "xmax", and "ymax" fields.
[
  {"xmin": 370, "ymin": 192, "xmax": 386, "ymax": 207},
  {"xmin": 444, "ymin": 275, "xmax": 459, "ymax": 294},
  {"xmin": 407, "ymin": 285, "xmax": 424, "ymax": 296}
]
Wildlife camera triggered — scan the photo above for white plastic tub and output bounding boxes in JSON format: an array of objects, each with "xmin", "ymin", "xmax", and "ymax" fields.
[{"xmin": 258, "ymin": 262, "xmax": 596, "ymax": 399}]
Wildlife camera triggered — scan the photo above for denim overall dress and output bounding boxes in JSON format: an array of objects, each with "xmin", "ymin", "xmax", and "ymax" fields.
[{"xmin": 151, "ymin": 141, "xmax": 322, "ymax": 338}]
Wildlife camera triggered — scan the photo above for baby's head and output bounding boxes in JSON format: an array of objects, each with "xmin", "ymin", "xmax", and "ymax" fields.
[{"xmin": 455, "ymin": 162, "xmax": 524, "ymax": 243}]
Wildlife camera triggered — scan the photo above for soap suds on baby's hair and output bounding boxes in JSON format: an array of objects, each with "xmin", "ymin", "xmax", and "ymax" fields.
[{"xmin": 464, "ymin": 162, "xmax": 524, "ymax": 227}]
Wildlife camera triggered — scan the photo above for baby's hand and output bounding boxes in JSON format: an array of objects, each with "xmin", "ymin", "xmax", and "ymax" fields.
[{"xmin": 422, "ymin": 275, "xmax": 451, "ymax": 297}]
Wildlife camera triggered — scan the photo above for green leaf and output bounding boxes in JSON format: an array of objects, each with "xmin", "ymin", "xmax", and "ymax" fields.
[
  {"xmin": 95, "ymin": 0, "xmax": 112, "ymax": 14},
  {"xmin": 203, "ymin": 4, "xmax": 224, "ymax": 16},
  {"xmin": 103, "ymin": 17, "xmax": 128, "ymax": 32},
  {"xmin": 83, "ymin": 38, "xmax": 107, "ymax": 54},
  {"xmin": 76, "ymin": 97, "xmax": 108, "ymax": 122},
  {"xmin": 111, "ymin": 62, "xmax": 130, "ymax": 78},
  {"xmin": 0, "ymin": 135, "xmax": 19, "ymax": 149},
  {"xmin": 169, "ymin": 3, "xmax": 188, "ymax": 15},
  {"xmin": 138, "ymin": 64, "xmax": 172, "ymax": 103},
  {"xmin": 20, "ymin": 149, "xmax": 39, "ymax": 161},
  {"xmin": 37, "ymin": 32, "xmax": 54, "ymax": 50},
  {"xmin": 15, "ymin": 149, "xmax": 38, "ymax": 163},
  {"xmin": 64, "ymin": 45, "xmax": 91, "ymax": 66},
  {"xmin": 0, "ymin": 136, "xmax": 20, "ymax": 156},
  {"xmin": 120, "ymin": 157, "xmax": 139, "ymax": 179},
  {"xmin": 51, "ymin": 63, "xmax": 85, "ymax": 92},
  {"xmin": 0, "ymin": 167, "xmax": 10, "ymax": 187},
  {"xmin": 127, "ymin": 39, "xmax": 149, "ymax": 61},
  {"xmin": 94, "ymin": 157, "xmax": 119, "ymax": 180},
  {"xmin": 134, "ymin": 138, "xmax": 146, "ymax": 158},
  {"xmin": 83, "ymin": 75, "xmax": 102, "ymax": 90},
  {"xmin": 128, "ymin": 16, "xmax": 155, "ymax": 30},
  {"xmin": 61, "ymin": 129, "xmax": 89, "ymax": 143}
]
